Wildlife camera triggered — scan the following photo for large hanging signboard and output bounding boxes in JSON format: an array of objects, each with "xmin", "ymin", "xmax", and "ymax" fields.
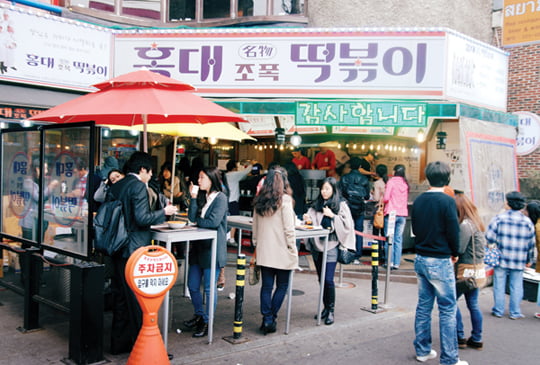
[
  {"xmin": 0, "ymin": 6, "xmax": 112, "ymax": 91},
  {"xmin": 444, "ymin": 32, "xmax": 508, "ymax": 111},
  {"xmin": 502, "ymin": 0, "xmax": 540, "ymax": 47},
  {"xmin": 114, "ymin": 28, "xmax": 447, "ymax": 100},
  {"xmin": 115, "ymin": 28, "xmax": 508, "ymax": 111}
]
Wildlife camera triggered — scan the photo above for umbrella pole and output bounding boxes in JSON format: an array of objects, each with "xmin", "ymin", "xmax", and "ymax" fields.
[
  {"xmin": 170, "ymin": 136, "xmax": 178, "ymax": 206},
  {"xmin": 143, "ymin": 114, "xmax": 148, "ymax": 153}
]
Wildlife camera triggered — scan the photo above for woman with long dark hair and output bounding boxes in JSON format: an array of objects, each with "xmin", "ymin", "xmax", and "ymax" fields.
[
  {"xmin": 252, "ymin": 167, "xmax": 298, "ymax": 334},
  {"xmin": 454, "ymin": 191, "xmax": 485, "ymax": 350},
  {"xmin": 183, "ymin": 166, "xmax": 228, "ymax": 338},
  {"xmin": 383, "ymin": 164, "xmax": 409, "ymax": 269},
  {"xmin": 303, "ymin": 177, "xmax": 355, "ymax": 325}
]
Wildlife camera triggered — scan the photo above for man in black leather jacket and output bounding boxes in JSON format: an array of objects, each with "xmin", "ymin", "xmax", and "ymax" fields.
[
  {"xmin": 108, "ymin": 151, "xmax": 177, "ymax": 354},
  {"xmin": 339, "ymin": 157, "xmax": 370, "ymax": 261}
]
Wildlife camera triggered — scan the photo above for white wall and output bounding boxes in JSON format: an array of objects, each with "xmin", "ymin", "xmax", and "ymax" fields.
[{"xmin": 308, "ymin": 0, "xmax": 494, "ymax": 44}]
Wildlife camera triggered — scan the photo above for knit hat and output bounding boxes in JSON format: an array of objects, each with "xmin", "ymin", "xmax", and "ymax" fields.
[{"xmin": 506, "ymin": 191, "xmax": 526, "ymax": 210}]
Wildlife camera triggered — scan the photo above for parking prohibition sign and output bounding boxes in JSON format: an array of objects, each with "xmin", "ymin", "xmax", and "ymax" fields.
[{"xmin": 125, "ymin": 246, "xmax": 178, "ymax": 365}]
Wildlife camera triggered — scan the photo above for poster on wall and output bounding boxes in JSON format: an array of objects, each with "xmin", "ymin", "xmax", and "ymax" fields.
[
  {"xmin": 465, "ymin": 132, "xmax": 518, "ymax": 215},
  {"xmin": 0, "ymin": 5, "xmax": 112, "ymax": 91}
]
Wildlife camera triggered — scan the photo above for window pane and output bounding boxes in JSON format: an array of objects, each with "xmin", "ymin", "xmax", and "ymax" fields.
[
  {"xmin": 1, "ymin": 131, "xmax": 41, "ymax": 242},
  {"xmin": 121, "ymin": 0, "xmax": 162, "ymax": 20},
  {"xmin": 273, "ymin": 0, "xmax": 304, "ymax": 15},
  {"xmin": 204, "ymin": 0, "xmax": 230, "ymax": 19},
  {"xmin": 42, "ymin": 127, "xmax": 92, "ymax": 257},
  {"xmin": 238, "ymin": 0, "xmax": 254, "ymax": 16},
  {"xmin": 169, "ymin": 0, "xmax": 196, "ymax": 20}
]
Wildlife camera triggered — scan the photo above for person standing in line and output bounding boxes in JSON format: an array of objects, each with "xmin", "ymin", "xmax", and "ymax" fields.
[
  {"xmin": 183, "ymin": 166, "xmax": 229, "ymax": 338},
  {"xmin": 454, "ymin": 191, "xmax": 485, "ymax": 351},
  {"xmin": 225, "ymin": 159, "xmax": 252, "ymax": 246},
  {"xmin": 339, "ymin": 156, "xmax": 370, "ymax": 264},
  {"xmin": 411, "ymin": 161, "xmax": 465, "ymax": 365},
  {"xmin": 525, "ymin": 200, "xmax": 540, "ymax": 318},
  {"xmin": 372, "ymin": 164, "xmax": 388, "ymax": 265},
  {"xmin": 383, "ymin": 164, "xmax": 409, "ymax": 270},
  {"xmin": 303, "ymin": 177, "xmax": 355, "ymax": 325},
  {"xmin": 159, "ymin": 161, "xmax": 187, "ymax": 209},
  {"xmin": 312, "ymin": 146, "xmax": 336, "ymax": 177},
  {"xmin": 485, "ymin": 191, "xmax": 535, "ymax": 320},
  {"xmin": 283, "ymin": 162, "xmax": 306, "ymax": 219},
  {"xmin": 359, "ymin": 150, "xmax": 378, "ymax": 180},
  {"xmin": 108, "ymin": 152, "xmax": 177, "ymax": 354},
  {"xmin": 189, "ymin": 156, "xmax": 204, "ymax": 186},
  {"xmin": 291, "ymin": 148, "xmax": 311, "ymax": 170},
  {"xmin": 252, "ymin": 167, "xmax": 298, "ymax": 334}
]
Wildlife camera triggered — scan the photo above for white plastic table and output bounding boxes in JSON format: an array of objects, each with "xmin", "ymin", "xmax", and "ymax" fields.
[{"xmin": 151, "ymin": 226, "xmax": 217, "ymax": 345}]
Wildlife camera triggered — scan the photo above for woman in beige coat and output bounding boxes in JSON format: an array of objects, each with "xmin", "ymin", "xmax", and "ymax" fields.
[{"xmin": 252, "ymin": 167, "xmax": 298, "ymax": 334}]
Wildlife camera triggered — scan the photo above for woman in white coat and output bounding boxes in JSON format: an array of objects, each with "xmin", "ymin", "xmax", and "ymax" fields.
[{"xmin": 252, "ymin": 167, "xmax": 298, "ymax": 335}]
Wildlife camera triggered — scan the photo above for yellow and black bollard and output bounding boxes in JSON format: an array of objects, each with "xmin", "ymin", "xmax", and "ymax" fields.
[
  {"xmin": 361, "ymin": 239, "xmax": 385, "ymax": 314},
  {"xmin": 223, "ymin": 253, "xmax": 250, "ymax": 344},
  {"xmin": 371, "ymin": 241, "xmax": 379, "ymax": 311}
]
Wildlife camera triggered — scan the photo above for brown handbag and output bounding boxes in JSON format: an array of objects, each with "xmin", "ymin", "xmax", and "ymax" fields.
[
  {"xmin": 373, "ymin": 204, "xmax": 384, "ymax": 229},
  {"xmin": 248, "ymin": 253, "xmax": 260, "ymax": 286},
  {"xmin": 455, "ymin": 221, "xmax": 486, "ymax": 293}
]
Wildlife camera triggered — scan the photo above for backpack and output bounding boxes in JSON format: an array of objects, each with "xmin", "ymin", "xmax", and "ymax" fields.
[{"xmin": 93, "ymin": 199, "xmax": 129, "ymax": 256}]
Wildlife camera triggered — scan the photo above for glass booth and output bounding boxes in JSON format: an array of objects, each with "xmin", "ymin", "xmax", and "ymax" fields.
[{"xmin": 1, "ymin": 122, "xmax": 97, "ymax": 259}]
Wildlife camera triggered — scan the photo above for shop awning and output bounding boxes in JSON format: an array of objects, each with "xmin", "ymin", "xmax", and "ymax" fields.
[
  {"xmin": 109, "ymin": 122, "xmax": 256, "ymax": 142},
  {"xmin": 0, "ymin": 83, "xmax": 84, "ymax": 109}
]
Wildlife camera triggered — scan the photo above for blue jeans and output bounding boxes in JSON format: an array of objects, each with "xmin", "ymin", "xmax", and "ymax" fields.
[
  {"xmin": 492, "ymin": 266, "xmax": 524, "ymax": 318},
  {"xmin": 187, "ymin": 264, "xmax": 220, "ymax": 323},
  {"xmin": 353, "ymin": 214, "xmax": 364, "ymax": 258},
  {"xmin": 384, "ymin": 215, "xmax": 406, "ymax": 267},
  {"xmin": 414, "ymin": 255, "xmax": 458, "ymax": 365},
  {"xmin": 456, "ymin": 288, "xmax": 483, "ymax": 342},
  {"xmin": 260, "ymin": 266, "xmax": 291, "ymax": 325}
]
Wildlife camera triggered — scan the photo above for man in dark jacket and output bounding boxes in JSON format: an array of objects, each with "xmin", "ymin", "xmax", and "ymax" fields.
[
  {"xmin": 108, "ymin": 151, "xmax": 177, "ymax": 354},
  {"xmin": 339, "ymin": 157, "xmax": 370, "ymax": 261}
]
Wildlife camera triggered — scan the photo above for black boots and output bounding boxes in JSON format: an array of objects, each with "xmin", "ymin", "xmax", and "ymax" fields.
[
  {"xmin": 314, "ymin": 308, "xmax": 330, "ymax": 320},
  {"xmin": 184, "ymin": 315, "xmax": 208, "ymax": 337},
  {"xmin": 183, "ymin": 315, "xmax": 202, "ymax": 329},
  {"xmin": 260, "ymin": 319, "xmax": 277, "ymax": 335},
  {"xmin": 192, "ymin": 319, "xmax": 208, "ymax": 338},
  {"xmin": 325, "ymin": 306, "xmax": 335, "ymax": 325},
  {"xmin": 324, "ymin": 287, "xmax": 335, "ymax": 325}
]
